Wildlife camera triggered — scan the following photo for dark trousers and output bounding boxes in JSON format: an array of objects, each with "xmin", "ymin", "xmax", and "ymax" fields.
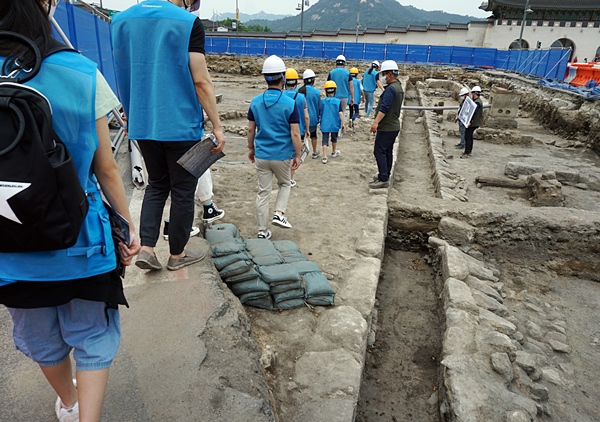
[
  {"xmin": 373, "ymin": 130, "xmax": 399, "ymax": 182},
  {"xmin": 464, "ymin": 126, "xmax": 478, "ymax": 155},
  {"xmin": 137, "ymin": 140, "xmax": 198, "ymax": 255},
  {"xmin": 350, "ymin": 104, "xmax": 359, "ymax": 121}
]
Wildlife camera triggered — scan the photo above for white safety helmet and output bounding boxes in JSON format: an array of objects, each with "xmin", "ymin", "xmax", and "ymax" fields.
[
  {"xmin": 459, "ymin": 87, "xmax": 469, "ymax": 96},
  {"xmin": 336, "ymin": 54, "xmax": 346, "ymax": 64},
  {"xmin": 262, "ymin": 55, "xmax": 286, "ymax": 75},
  {"xmin": 380, "ymin": 60, "xmax": 399, "ymax": 73},
  {"xmin": 303, "ymin": 69, "xmax": 316, "ymax": 79},
  {"xmin": 471, "ymin": 85, "xmax": 482, "ymax": 94},
  {"xmin": 372, "ymin": 60, "xmax": 380, "ymax": 68}
]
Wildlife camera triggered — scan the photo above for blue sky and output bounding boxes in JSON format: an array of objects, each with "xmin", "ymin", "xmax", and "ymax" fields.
[{"xmin": 100, "ymin": 0, "xmax": 490, "ymax": 19}]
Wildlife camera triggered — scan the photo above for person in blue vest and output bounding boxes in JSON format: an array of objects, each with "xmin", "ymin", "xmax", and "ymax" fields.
[
  {"xmin": 247, "ymin": 55, "xmax": 302, "ymax": 240},
  {"xmin": 369, "ymin": 60, "xmax": 404, "ymax": 189},
  {"xmin": 362, "ymin": 60, "xmax": 385, "ymax": 118},
  {"xmin": 320, "ymin": 81, "xmax": 345, "ymax": 164},
  {"xmin": 327, "ymin": 54, "xmax": 354, "ymax": 122},
  {"xmin": 298, "ymin": 69, "xmax": 322, "ymax": 159},
  {"xmin": 0, "ymin": 0, "xmax": 141, "ymax": 420},
  {"xmin": 283, "ymin": 68, "xmax": 310, "ymax": 188},
  {"xmin": 112, "ymin": 0, "xmax": 225, "ymax": 272},
  {"xmin": 348, "ymin": 67, "xmax": 364, "ymax": 128}
]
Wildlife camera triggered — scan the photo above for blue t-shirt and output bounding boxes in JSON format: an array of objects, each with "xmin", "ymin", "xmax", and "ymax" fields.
[
  {"xmin": 248, "ymin": 88, "xmax": 300, "ymax": 160},
  {"xmin": 362, "ymin": 68, "xmax": 379, "ymax": 92}
]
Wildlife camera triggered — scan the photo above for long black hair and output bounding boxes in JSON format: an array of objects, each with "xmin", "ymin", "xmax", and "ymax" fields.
[{"xmin": 0, "ymin": 0, "xmax": 54, "ymax": 69}]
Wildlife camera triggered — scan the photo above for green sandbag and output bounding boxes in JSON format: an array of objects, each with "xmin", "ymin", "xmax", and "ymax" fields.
[
  {"xmin": 258, "ymin": 263, "xmax": 301, "ymax": 284},
  {"xmin": 212, "ymin": 251, "xmax": 250, "ymax": 271},
  {"xmin": 208, "ymin": 223, "xmax": 240, "ymax": 238},
  {"xmin": 272, "ymin": 240, "xmax": 299, "ymax": 254},
  {"xmin": 245, "ymin": 242, "xmax": 279, "ymax": 258},
  {"xmin": 220, "ymin": 260, "xmax": 253, "ymax": 279},
  {"xmin": 238, "ymin": 291, "xmax": 270, "ymax": 304},
  {"xmin": 272, "ymin": 288, "xmax": 305, "ymax": 304},
  {"xmin": 252, "ymin": 254, "xmax": 284, "ymax": 267},
  {"xmin": 281, "ymin": 251, "xmax": 307, "ymax": 263},
  {"xmin": 305, "ymin": 295, "xmax": 335, "ymax": 306},
  {"xmin": 225, "ymin": 267, "xmax": 260, "ymax": 284},
  {"xmin": 274, "ymin": 298, "xmax": 306, "ymax": 310},
  {"xmin": 229, "ymin": 278, "xmax": 270, "ymax": 296},
  {"xmin": 304, "ymin": 271, "xmax": 335, "ymax": 297},
  {"xmin": 205, "ymin": 230, "xmax": 236, "ymax": 245},
  {"xmin": 289, "ymin": 260, "xmax": 321, "ymax": 275},
  {"xmin": 269, "ymin": 280, "xmax": 303, "ymax": 295},
  {"xmin": 211, "ymin": 241, "xmax": 243, "ymax": 257},
  {"xmin": 244, "ymin": 296, "xmax": 275, "ymax": 310},
  {"xmin": 244, "ymin": 238, "xmax": 274, "ymax": 252}
]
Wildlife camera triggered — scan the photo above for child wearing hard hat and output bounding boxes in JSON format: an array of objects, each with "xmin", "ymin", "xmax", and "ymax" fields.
[
  {"xmin": 348, "ymin": 67, "xmax": 364, "ymax": 128},
  {"xmin": 454, "ymin": 87, "xmax": 470, "ymax": 149},
  {"xmin": 319, "ymin": 81, "xmax": 345, "ymax": 164},
  {"xmin": 283, "ymin": 68, "xmax": 310, "ymax": 187},
  {"xmin": 298, "ymin": 69, "xmax": 322, "ymax": 159}
]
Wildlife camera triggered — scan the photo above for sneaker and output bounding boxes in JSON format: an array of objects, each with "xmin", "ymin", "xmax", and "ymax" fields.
[
  {"xmin": 272, "ymin": 213, "xmax": 292, "ymax": 229},
  {"xmin": 258, "ymin": 230, "xmax": 272, "ymax": 239},
  {"xmin": 368, "ymin": 179, "xmax": 389, "ymax": 189},
  {"xmin": 290, "ymin": 179, "xmax": 297, "ymax": 188},
  {"xmin": 163, "ymin": 221, "xmax": 200, "ymax": 240},
  {"xmin": 460, "ymin": 153, "xmax": 470, "ymax": 159},
  {"xmin": 331, "ymin": 150, "xmax": 341, "ymax": 158},
  {"xmin": 135, "ymin": 250, "xmax": 163, "ymax": 271},
  {"xmin": 372, "ymin": 175, "xmax": 380, "ymax": 182},
  {"xmin": 166, "ymin": 249, "xmax": 206, "ymax": 271},
  {"xmin": 311, "ymin": 151, "xmax": 320, "ymax": 159},
  {"xmin": 322, "ymin": 157, "xmax": 328, "ymax": 164},
  {"xmin": 455, "ymin": 144, "xmax": 465, "ymax": 149},
  {"xmin": 55, "ymin": 397, "xmax": 79, "ymax": 422},
  {"xmin": 203, "ymin": 202, "xmax": 225, "ymax": 223}
]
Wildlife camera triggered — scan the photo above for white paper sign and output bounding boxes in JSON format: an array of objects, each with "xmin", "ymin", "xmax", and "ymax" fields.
[{"xmin": 458, "ymin": 96, "xmax": 477, "ymax": 127}]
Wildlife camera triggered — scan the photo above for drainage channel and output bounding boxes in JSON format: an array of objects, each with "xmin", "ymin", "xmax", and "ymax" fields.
[{"xmin": 356, "ymin": 83, "xmax": 442, "ymax": 421}]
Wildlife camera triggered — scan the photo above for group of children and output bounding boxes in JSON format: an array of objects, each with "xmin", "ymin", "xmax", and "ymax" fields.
[{"xmin": 282, "ymin": 63, "xmax": 378, "ymax": 170}]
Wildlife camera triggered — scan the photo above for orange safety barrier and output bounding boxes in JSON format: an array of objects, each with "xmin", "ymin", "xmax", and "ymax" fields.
[
  {"xmin": 592, "ymin": 66, "xmax": 600, "ymax": 84},
  {"xmin": 568, "ymin": 62, "xmax": 596, "ymax": 86}
]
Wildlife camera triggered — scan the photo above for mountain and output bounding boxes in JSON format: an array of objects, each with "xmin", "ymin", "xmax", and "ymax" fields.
[
  {"xmin": 217, "ymin": 11, "xmax": 291, "ymax": 22},
  {"xmin": 244, "ymin": 0, "xmax": 479, "ymax": 32}
]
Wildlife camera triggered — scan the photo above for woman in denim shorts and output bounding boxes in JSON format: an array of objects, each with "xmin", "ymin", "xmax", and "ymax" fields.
[{"xmin": 0, "ymin": 1, "xmax": 141, "ymax": 420}]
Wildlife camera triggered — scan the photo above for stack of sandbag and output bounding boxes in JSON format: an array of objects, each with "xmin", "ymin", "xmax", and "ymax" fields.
[
  {"xmin": 205, "ymin": 224, "xmax": 335, "ymax": 310},
  {"xmin": 206, "ymin": 224, "xmax": 270, "ymax": 306}
]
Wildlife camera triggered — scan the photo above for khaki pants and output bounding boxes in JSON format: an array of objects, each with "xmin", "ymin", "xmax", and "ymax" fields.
[{"xmin": 255, "ymin": 158, "xmax": 291, "ymax": 231}]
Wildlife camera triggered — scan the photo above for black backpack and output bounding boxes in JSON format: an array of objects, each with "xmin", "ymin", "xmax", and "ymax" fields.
[{"xmin": 0, "ymin": 31, "xmax": 89, "ymax": 252}]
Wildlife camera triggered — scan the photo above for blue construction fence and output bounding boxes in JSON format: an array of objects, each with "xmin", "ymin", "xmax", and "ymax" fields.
[
  {"xmin": 206, "ymin": 37, "xmax": 570, "ymax": 81},
  {"xmin": 52, "ymin": 1, "xmax": 118, "ymax": 93},
  {"xmin": 48, "ymin": 2, "xmax": 570, "ymax": 92}
]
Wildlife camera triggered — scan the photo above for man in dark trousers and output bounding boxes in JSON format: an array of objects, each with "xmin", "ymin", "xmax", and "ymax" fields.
[
  {"xmin": 112, "ymin": 0, "xmax": 225, "ymax": 271},
  {"xmin": 369, "ymin": 60, "xmax": 404, "ymax": 189},
  {"xmin": 461, "ymin": 86, "xmax": 483, "ymax": 159}
]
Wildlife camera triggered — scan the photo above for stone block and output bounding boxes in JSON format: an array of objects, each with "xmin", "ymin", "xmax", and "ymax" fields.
[
  {"xmin": 338, "ymin": 258, "xmax": 380, "ymax": 319},
  {"xmin": 479, "ymin": 308, "xmax": 516, "ymax": 336},
  {"xmin": 466, "ymin": 275, "xmax": 503, "ymax": 303},
  {"xmin": 443, "ymin": 278, "xmax": 479, "ymax": 315},
  {"xmin": 441, "ymin": 246, "xmax": 470, "ymax": 281},
  {"xmin": 294, "ymin": 349, "xmax": 361, "ymax": 396},
  {"xmin": 473, "ymin": 290, "xmax": 509, "ymax": 317},
  {"xmin": 579, "ymin": 171, "xmax": 600, "ymax": 191},
  {"xmin": 505, "ymin": 162, "xmax": 544, "ymax": 178},
  {"xmin": 477, "ymin": 331, "xmax": 517, "ymax": 354},
  {"xmin": 313, "ymin": 306, "xmax": 367, "ymax": 356},
  {"xmin": 506, "ymin": 409, "xmax": 532, "ymax": 422},
  {"xmin": 548, "ymin": 339, "xmax": 571, "ymax": 353},
  {"xmin": 438, "ymin": 217, "xmax": 475, "ymax": 245},
  {"xmin": 555, "ymin": 169, "xmax": 580, "ymax": 184},
  {"xmin": 514, "ymin": 351, "xmax": 538, "ymax": 374},
  {"xmin": 527, "ymin": 173, "xmax": 564, "ymax": 207},
  {"xmin": 463, "ymin": 258, "xmax": 499, "ymax": 283},
  {"xmin": 490, "ymin": 352, "xmax": 513, "ymax": 380}
]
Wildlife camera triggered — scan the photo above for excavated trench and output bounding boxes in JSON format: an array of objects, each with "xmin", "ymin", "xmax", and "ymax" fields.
[{"xmin": 357, "ymin": 76, "xmax": 600, "ymax": 421}]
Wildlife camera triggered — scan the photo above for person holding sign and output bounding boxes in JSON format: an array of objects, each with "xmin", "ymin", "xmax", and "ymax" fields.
[{"xmin": 460, "ymin": 86, "xmax": 483, "ymax": 159}]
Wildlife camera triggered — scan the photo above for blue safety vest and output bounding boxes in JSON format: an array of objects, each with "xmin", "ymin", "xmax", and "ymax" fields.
[
  {"xmin": 283, "ymin": 90, "xmax": 307, "ymax": 134},
  {"xmin": 350, "ymin": 78, "xmax": 362, "ymax": 104},
  {"xmin": 320, "ymin": 97, "xmax": 342, "ymax": 133},
  {"xmin": 112, "ymin": 0, "xmax": 204, "ymax": 141},
  {"xmin": 0, "ymin": 52, "xmax": 117, "ymax": 284},
  {"xmin": 303, "ymin": 85, "xmax": 322, "ymax": 127},
  {"xmin": 362, "ymin": 68, "xmax": 379, "ymax": 92},
  {"xmin": 329, "ymin": 67, "xmax": 351, "ymax": 99}
]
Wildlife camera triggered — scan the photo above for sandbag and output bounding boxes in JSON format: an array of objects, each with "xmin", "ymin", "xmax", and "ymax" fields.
[
  {"xmin": 229, "ymin": 278, "xmax": 270, "ymax": 296},
  {"xmin": 259, "ymin": 263, "xmax": 301, "ymax": 284},
  {"xmin": 220, "ymin": 260, "xmax": 253, "ymax": 279},
  {"xmin": 212, "ymin": 251, "xmax": 250, "ymax": 271}
]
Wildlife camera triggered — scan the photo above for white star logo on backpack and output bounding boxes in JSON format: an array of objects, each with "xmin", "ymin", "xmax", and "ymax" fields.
[{"xmin": 0, "ymin": 181, "xmax": 31, "ymax": 224}]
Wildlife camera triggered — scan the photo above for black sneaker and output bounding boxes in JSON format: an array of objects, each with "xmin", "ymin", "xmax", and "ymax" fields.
[
  {"xmin": 203, "ymin": 202, "xmax": 225, "ymax": 223},
  {"xmin": 258, "ymin": 230, "xmax": 272, "ymax": 239}
]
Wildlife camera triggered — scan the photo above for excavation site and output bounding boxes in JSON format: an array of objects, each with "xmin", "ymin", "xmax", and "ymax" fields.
[{"xmin": 196, "ymin": 55, "xmax": 600, "ymax": 422}]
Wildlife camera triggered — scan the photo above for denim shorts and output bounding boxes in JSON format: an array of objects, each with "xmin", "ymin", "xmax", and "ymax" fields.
[
  {"xmin": 309, "ymin": 126, "xmax": 318, "ymax": 139},
  {"xmin": 8, "ymin": 299, "xmax": 121, "ymax": 370},
  {"xmin": 321, "ymin": 132, "xmax": 339, "ymax": 146}
]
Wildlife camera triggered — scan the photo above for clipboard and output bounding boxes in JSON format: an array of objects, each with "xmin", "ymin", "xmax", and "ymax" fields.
[{"xmin": 177, "ymin": 134, "xmax": 225, "ymax": 178}]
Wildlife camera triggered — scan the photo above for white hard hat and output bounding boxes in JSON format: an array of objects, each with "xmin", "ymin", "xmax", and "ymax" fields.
[
  {"xmin": 471, "ymin": 85, "xmax": 482, "ymax": 93},
  {"xmin": 303, "ymin": 69, "xmax": 316, "ymax": 79},
  {"xmin": 336, "ymin": 55, "xmax": 346, "ymax": 62},
  {"xmin": 262, "ymin": 55, "xmax": 286, "ymax": 74},
  {"xmin": 372, "ymin": 60, "xmax": 380, "ymax": 67},
  {"xmin": 380, "ymin": 60, "xmax": 399, "ymax": 72},
  {"xmin": 459, "ymin": 87, "xmax": 469, "ymax": 96}
]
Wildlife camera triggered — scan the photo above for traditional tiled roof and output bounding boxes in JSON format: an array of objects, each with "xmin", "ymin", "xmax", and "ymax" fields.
[
  {"xmin": 407, "ymin": 25, "xmax": 428, "ymax": 32},
  {"xmin": 386, "ymin": 26, "xmax": 408, "ymax": 33},
  {"xmin": 448, "ymin": 23, "xmax": 470, "ymax": 29},
  {"xmin": 483, "ymin": 0, "xmax": 600, "ymax": 10}
]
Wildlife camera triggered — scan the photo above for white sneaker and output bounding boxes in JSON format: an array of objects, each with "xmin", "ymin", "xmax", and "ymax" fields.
[
  {"xmin": 55, "ymin": 397, "xmax": 79, "ymax": 422},
  {"xmin": 258, "ymin": 230, "xmax": 272, "ymax": 239},
  {"xmin": 331, "ymin": 150, "xmax": 341, "ymax": 158},
  {"xmin": 290, "ymin": 179, "xmax": 297, "ymax": 188},
  {"xmin": 272, "ymin": 213, "xmax": 292, "ymax": 229}
]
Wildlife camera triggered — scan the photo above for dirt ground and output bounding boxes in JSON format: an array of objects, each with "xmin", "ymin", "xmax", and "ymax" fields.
[{"xmin": 194, "ymin": 57, "xmax": 600, "ymax": 420}]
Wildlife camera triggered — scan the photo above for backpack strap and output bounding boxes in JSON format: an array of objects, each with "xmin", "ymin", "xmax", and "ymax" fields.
[{"xmin": 46, "ymin": 38, "xmax": 77, "ymax": 58}]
